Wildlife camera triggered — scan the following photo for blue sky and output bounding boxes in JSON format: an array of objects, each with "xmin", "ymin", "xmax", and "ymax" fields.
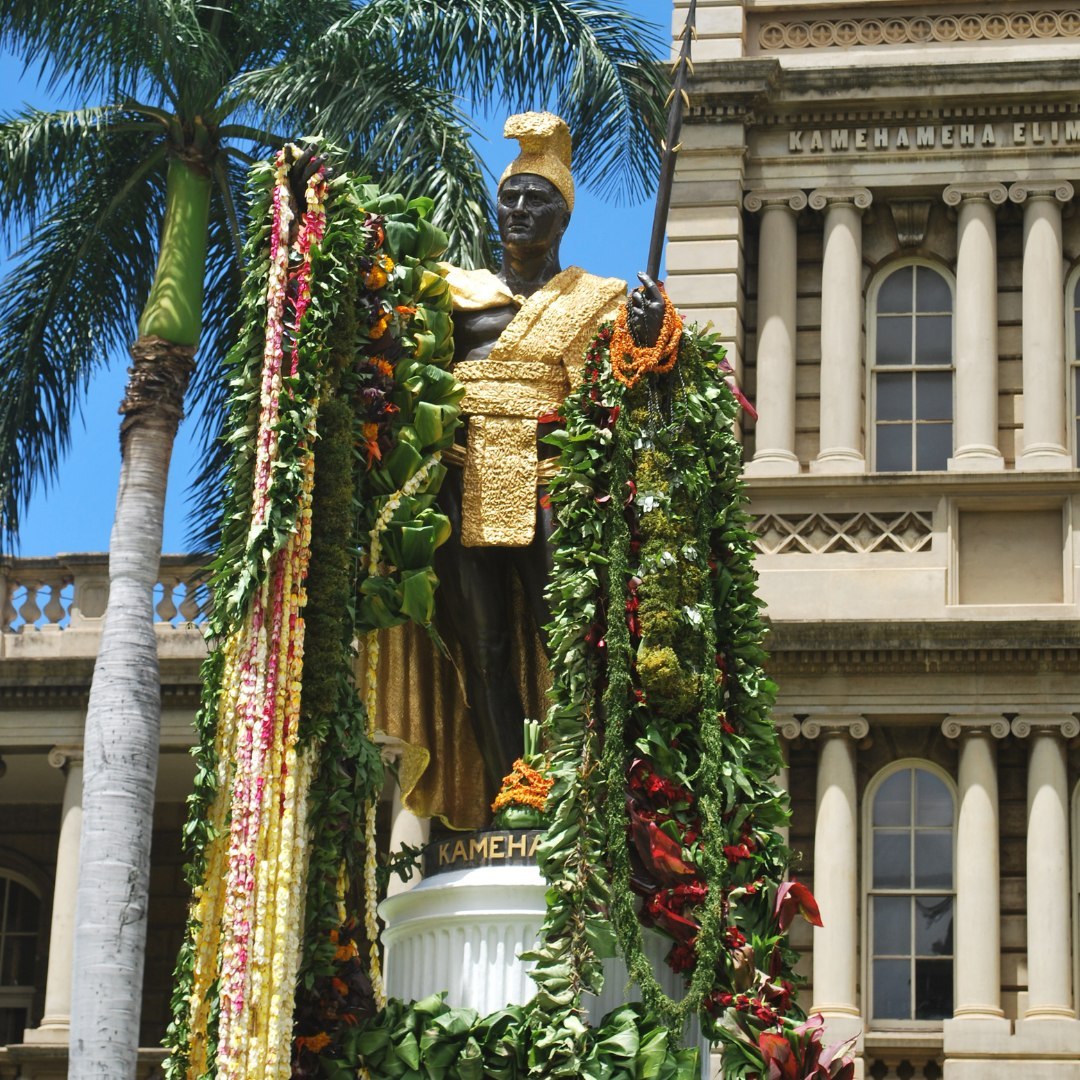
[{"xmin": 1, "ymin": 1, "xmax": 667, "ymax": 556}]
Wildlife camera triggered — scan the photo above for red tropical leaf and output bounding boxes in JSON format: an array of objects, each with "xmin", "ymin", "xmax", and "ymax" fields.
[
  {"xmin": 631, "ymin": 818, "xmax": 697, "ymax": 883},
  {"xmin": 775, "ymin": 880, "xmax": 823, "ymax": 931}
]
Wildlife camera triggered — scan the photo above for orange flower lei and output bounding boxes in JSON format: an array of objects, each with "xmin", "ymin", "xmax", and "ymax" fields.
[
  {"xmin": 492, "ymin": 758, "xmax": 555, "ymax": 814},
  {"xmin": 608, "ymin": 286, "xmax": 683, "ymax": 388}
]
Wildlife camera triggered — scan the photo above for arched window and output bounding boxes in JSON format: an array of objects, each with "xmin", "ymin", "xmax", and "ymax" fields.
[
  {"xmin": 0, "ymin": 870, "xmax": 41, "ymax": 1045},
  {"xmin": 866, "ymin": 764, "xmax": 955, "ymax": 1023},
  {"xmin": 870, "ymin": 263, "xmax": 954, "ymax": 472}
]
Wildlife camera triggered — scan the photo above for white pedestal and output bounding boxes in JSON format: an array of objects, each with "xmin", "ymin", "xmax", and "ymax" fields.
[{"xmin": 379, "ymin": 862, "xmax": 709, "ymax": 1074}]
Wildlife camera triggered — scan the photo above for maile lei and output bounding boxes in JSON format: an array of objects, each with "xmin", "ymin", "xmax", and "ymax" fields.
[
  {"xmin": 163, "ymin": 144, "xmax": 460, "ymax": 1080},
  {"xmin": 532, "ymin": 319, "xmax": 855, "ymax": 1078}
]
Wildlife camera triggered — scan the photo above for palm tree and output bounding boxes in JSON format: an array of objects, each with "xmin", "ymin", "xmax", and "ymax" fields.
[{"xmin": 0, "ymin": 2, "xmax": 665, "ymax": 1075}]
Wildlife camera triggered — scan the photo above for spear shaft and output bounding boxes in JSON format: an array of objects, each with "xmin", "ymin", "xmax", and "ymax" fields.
[{"xmin": 646, "ymin": 0, "xmax": 698, "ymax": 281}]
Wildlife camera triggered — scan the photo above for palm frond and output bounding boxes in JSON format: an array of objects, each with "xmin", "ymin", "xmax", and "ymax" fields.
[
  {"xmin": 0, "ymin": 135, "xmax": 166, "ymax": 543},
  {"xmin": 238, "ymin": 52, "xmax": 497, "ymax": 262},
  {"xmin": 0, "ymin": 106, "xmax": 163, "ymax": 237},
  {"xmin": 336, "ymin": 0, "xmax": 667, "ymax": 200}
]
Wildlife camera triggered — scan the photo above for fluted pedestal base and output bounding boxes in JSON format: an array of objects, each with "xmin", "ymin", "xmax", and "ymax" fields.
[{"xmin": 380, "ymin": 862, "xmax": 708, "ymax": 1073}]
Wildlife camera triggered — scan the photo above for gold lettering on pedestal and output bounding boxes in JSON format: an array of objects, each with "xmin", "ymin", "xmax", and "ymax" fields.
[
  {"xmin": 508, "ymin": 833, "xmax": 527, "ymax": 857},
  {"xmin": 487, "ymin": 834, "xmax": 505, "ymax": 859},
  {"xmin": 426, "ymin": 830, "xmax": 545, "ymax": 874},
  {"xmin": 469, "ymin": 835, "xmax": 489, "ymax": 860}
]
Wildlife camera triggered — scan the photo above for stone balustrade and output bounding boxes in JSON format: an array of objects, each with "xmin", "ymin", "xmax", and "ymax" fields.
[{"xmin": 0, "ymin": 555, "xmax": 209, "ymax": 633}]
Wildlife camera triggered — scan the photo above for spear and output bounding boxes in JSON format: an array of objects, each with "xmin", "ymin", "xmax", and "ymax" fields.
[{"xmin": 646, "ymin": 0, "xmax": 698, "ymax": 281}]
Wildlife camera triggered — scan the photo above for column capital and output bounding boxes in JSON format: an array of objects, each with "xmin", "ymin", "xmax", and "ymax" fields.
[
  {"xmin": 801, "ymin": 715, "xmax": 869, "ymax": 740},
  {"xmin": 1011, "ymin": 713, "xmax": 1080, "ymax": 739},
  {"xmin": 775, "ymin": 715, "xmax": 803, "ymax": 740},
  {"xmin": 943, "ymin": 182, "xmax": 1008, "ymax": 207},
  {"xmin": 1009, "ymin": 180, "xmax": 1075, "ymax": 205},
  {"xmin": 744, "ymin": 189, "xmax": 807, "ymax": 213},
  {"xmin": 942, "ymin": 714, "xmax": 1010, "ymax": 740},
  {"xmin": 47, "ymin": 745, "xmax": 84, "ymax": 770},
  {"xmin": 808, "ymin": 187, "xmax": 872, "ymax": 212}
]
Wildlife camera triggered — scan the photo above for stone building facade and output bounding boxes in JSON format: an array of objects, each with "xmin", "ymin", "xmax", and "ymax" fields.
[{"xmin": 666, "ymin": 2, "xmax": 1080, "ymax": 1077}]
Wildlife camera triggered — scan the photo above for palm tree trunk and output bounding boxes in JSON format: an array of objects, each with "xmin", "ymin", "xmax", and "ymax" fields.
[{"xmin": 69, "ymin": 155, "xmax": 209, "ymax": 1079}]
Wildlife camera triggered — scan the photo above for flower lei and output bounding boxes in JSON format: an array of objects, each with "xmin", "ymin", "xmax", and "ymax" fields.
[{"xmin": 164, "ymin": 146, "xmax": 461, "ymax": 1080}]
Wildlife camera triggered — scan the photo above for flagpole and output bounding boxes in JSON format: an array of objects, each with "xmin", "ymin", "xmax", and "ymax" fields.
[{"xmin": 646, "ymin": 0, "xmax": 698, "ymax": 281}]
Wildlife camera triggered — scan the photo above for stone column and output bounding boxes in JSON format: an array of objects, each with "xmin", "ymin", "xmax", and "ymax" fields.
[
  {"xmin": 23, "ymin": 747, "xmax": 83, "ymax": 1044},
  {"xmin": 743, "ymin": 190, "xmax": 806, "ymax": 476},
  {"xmin": 941, "ymin": 715, "xmax": 1010, "ymax": 1025},
  {"xmin": 1010, "ymin": 181, "xmax": 1075, "ymax": 470},
  {"xmin": 802, "ymin": 715, "xmax": 867, "ymax": 1034},
  {"xmin": 809, "ymin": 188, "xmax": 872, "ymax": 474},
  {"xmin": 1012, "ymin": 713, "xmax": 1080, "ymax": 1021},
  {"xmin": 943, "ymin": 184, "xmax": 1007, "ymax": 471},
  {"xmin": 775, "ymin": 715, "xmax": 802, "ymax": 851}
]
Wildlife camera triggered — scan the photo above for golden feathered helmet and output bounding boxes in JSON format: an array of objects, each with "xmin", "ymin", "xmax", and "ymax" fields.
[{"xmin": 498, "ymin": 112, "xmax": 574, "ymax": 213}]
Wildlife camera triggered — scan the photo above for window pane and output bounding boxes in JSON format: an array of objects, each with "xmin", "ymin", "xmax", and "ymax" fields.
[
  {"xmin": 877, "ymin": 373, "xmax": 912, "ymax": 421},
  {"xmin": 915, "ymin": 895, "xmax": 953, "ymax": 955},
  {"xmin": 915, "ymin": 832, "xmax": 953, "ymax": 889},
  {"xmin": 873, "ymin": 895, "xmax": 911, "ymax": 956},
  {"xmin": 874, "ymin": 832, "xmax": 911, "ymax": 888},
  {"xmin": 6, "ymin": 883, "xmax": 39, "ymax": 933},
  {"xmin": 915, "ymin": 771, "xmax": 953, "ymax": 826},
  {"xmin": 0, "ymin": 1006, "xmax": 29, "ymax": 1047},
  {"xmin": 916, "ymin": 423, "xmax": 951, "ymax": 471},
  {"xmin": 877, "ymin": 424, "xmax": 912, "ymax": 471},
  {"xmin": 916, "ymin": 371, "xmax": 952, "ymax": 422},
  {"xmin": 878, "ymin": 267, "xmax": 914, "ymax": 313},
  {"xmin": 916, "ymin": 267, "xmax": 951, "ymax": 313},
  {"xmin": 0, "ymin": 937, "xmax": 36, "ymax": 986},
  {"xmin": 1074, "ymin": 309, "xmax": 1080, "ymax": 360},
  {"xmin": 877, "ymin": 315, "xmax": 912, "ymax": 365},
  {"xmin": 874, "ymin": 770, "xmax": 912, "ymax": 826},
  {"xmin": 915, "ymin": 959, "xmax": 953, "ymax": 1020},
  {"xmin": 915, "ymin": 315, "xmax": 952, "ymax": 364},
  {"xmin": 874, "ymin": 958, "xmax": 911, "ymax": 1019}
]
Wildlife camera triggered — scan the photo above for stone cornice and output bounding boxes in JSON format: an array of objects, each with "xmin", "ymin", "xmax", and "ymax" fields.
[
  {"xmin": 688, "ymin": 57, "xmax": 1080, "ymax": 123},
  {"xmin": 763, "ymin": 620, "xmax": 1080, "ymax": 677},
  {"xmin": 941, "ymin": 715, "xmax": 1011, "ymax": 739},
  {"xmin": 744, "ymin": 189, "xmax": 807, "ymax": 213},
  {"xmin": 801, "ymin": 714, "xmax": 870, "ymax": 740}
]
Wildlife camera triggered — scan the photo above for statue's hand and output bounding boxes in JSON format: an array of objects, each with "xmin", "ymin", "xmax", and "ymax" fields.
[
  {"xmin": 287, "ymin": 142, "xmax": 334, "ymax": 209},
  {"xmin": 626, "ymin": 272, "xmax": 666, "ymax": 348}
]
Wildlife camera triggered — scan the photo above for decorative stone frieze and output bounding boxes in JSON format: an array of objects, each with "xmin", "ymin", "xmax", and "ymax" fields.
[
  {"xmin": 759, "ymin": 10, "xmax": 1080, "ymax": 51},
  {"xmin": 752, "ymin": 510, "xmax": 932, "ymax": 555}
]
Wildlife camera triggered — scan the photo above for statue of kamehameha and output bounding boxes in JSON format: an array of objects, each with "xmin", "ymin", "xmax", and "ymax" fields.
[{"xmin": 371, "ymin": 112, "xmax": 665, "ymax": 827}]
